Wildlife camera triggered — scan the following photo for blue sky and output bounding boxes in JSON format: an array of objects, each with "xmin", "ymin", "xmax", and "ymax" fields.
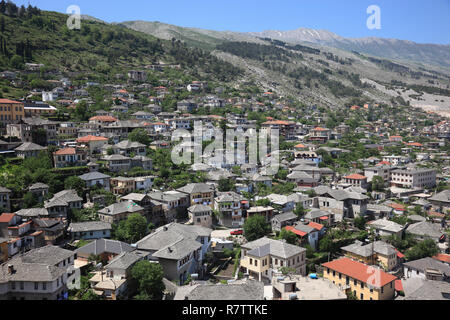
[{"xmin": 15, "ymin": 0, "xmax": 450, "ymax": 44}]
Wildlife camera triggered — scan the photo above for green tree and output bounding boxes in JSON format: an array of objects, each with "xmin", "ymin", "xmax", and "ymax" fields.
[
  {"xmin": 128, "ymin": 128, "xmax": 150, "ymax": 145},
  {"xmin": 354, "ymin": 216, "xmax": 366, "ymax": 230},
  {"xmin": 243, "ymin": 215, "xmax": 271, "ymax": 241},
  {"xmin": 23, "ymin": 192, "xmax": 38, "ymax": 208},
  {"xmin": 115, "ymin": 213, "xmax": 149, "ymax": 243},
  {"xmin": 278, "ymin": 228, "xmax": 298, "ymax": 245},
  {"xmin": 64, "ymin": 176, "xmax": 85, "ymax": 196},
  {"xmin": 293, "ymin": 203, "xmax": 305, "ymax": 217},
  {"xmin": 405, "ymin": 238, "xmax": 439, "ymax": 261},
  {"xmin": 218, "ymin": 177, "xmax": 234, "ymax": 192},
  {"xmin": 130, "ymin": 260, "xmax": 165, "ymax": 300},
  {"xmin": 371, "ymin": 176, "xmax": 385, "ymax": 192}
]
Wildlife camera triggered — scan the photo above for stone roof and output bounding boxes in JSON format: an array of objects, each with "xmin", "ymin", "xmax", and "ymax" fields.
[
  {"xmin": 136, "ymin": 223, "xmax": 212, "ymax": 259},
  {"xmin": 0, "ymin": 260, "xmax": 66, "ymax": 282},
  {"xmin": 79, "ymin": 171, "xmax": 111, "ymax": 181},
  {"xmin": 403, "ymin": 257, "xmax": 450, "ymax": 277},
  {"xmin": 15, "ymin": 142, "xmax": 46, "ymax": 152},
  {"xmin": 406, "ymin": 221, "xmax": 444, "ymax": 239},
  {"xmin": 177, "ymin": 183, "xmax": 214, "ymax": 194},
  {"xmin": 76, "ymin": 238, "xmax": 135, "ymax": 256},
  {"xmin": 98, "ymin": 201, "xmax": 144, "ymax": 216},
  {"xmin": 242, "ymin": 237, "xmax": 306, "ymax": 259},
  {"xmin": 69, "ymin": 221, "xmax": 112, "ymax": 233},
  {"xmin": 45, "ymin": 190, "xmax": 82, "ymax": 208},
  {"xmin": 14, "ymin": 208, "xmax": 49, "ymax": 218},
  {"xmin": 105, "ymin": 250, "xmax": 149, "ymax": 271},
  {"xmin": 20, "ymin": 245, "xmax": 74, "ymax": 266},
  {"xmin": 272, "ymin": 211, "xmax": 298, "ymax": 223},
  {"xmin": 188, "ymin": 204, "xmax": 212, "ymax": 213},
  {"xmin": 182, "ymin": 280, "xmax": 264, "ymax": 300},
  {"xmin": 429, "ymin": 189, "xmax": 450, "ymax": 204}
]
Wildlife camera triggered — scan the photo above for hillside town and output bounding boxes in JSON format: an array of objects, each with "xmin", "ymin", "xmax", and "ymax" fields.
[{"xmin": 0, "ymin": 1, "xmax": 449, "ymax": 302}]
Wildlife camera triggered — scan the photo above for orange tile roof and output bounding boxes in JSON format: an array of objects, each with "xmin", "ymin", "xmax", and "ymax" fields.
[
  {"xmin": 428, "ymin": 211, "xmax": 445, "ymax": 218},
  {"xmin": 308, "ymin": 221, "xmax": 324, "ymax": 231},
  {"xmin": 433, "ymin": 253, "xmax": 450, "ymax": 263},
  {"xmin": 54, "ymin": 148, "xmax": 76, "ymax": 156},
  {"xmin": 387, "ymin": 203, "xmax": 405, "ymax": 211},
  {"xmin": 0, "ymin": 99, "xmax": 22, "ymax": 104},
  {"xmin": 344, "ymin": 174, "xmax": 367, "ymax": 180},
  {"xmin": 406, "ymin": 142, "xmax": 423, "ymax": 147},
  {"xmin": 313, "ymin": 127, "xmax": 329, "ymax": 131},
  {"xmin": 395, "ymin": 279, "xmax": 403, "ymax": 291},
  {"xmin": 263, "ymin": 120, "xmax": 293, "ymax": 126},
  {"xmin": 76, "ymin": 135, "xmax": 108, "ymax": 143},
  {"xmin": 322, "ymin": 257, "xmax": 397, "ymax": 288},
  {"xmin": 376, "ymin": 161, "xmax": 391, "ymax": 166},
  {"xmin": 0, "ymin": 213, "xmax": 15, "ymax": 223},
  {"xmin": 295, "ymin": 144, "xmax": 307, "ymax": 149},
  {"xmin": 396, "ymin": 250, "xmax": 405, "ymax": 259},
  {"xmin": 285, "ymin": 226, "xmax": 307, "ymax": 237},
  {"xmin": 89, "ymin": 116, "xmax": 118, "ymax": 122}
]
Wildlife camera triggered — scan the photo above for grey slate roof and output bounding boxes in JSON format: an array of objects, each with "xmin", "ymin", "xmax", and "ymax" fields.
[
  {"xmin": 98, "ymin": 201, "xmax": 144, "ymax": 216},
  {"xmin": 304, "ymin": 209, "xmax": 331, "ymax": 220},
  {"xmin": 105, "ymin": 250, "xmax": 149, "ymax": 271},
  {"xmin": 177, "ymin": 183, "xmax": 214, "ymax": 194},
  {"xmin": 402, "ymin": 279, "xmax": 450, "ymax": 300},
  {"xmin": 14, "ymin": 208, "xmax": 49, "ymax": 218},
  {"xmin": 136, "ymin": 223, "xmax": 212, "ymax": 260},
  {"xmin": 15, "ymin": 142, "xmax": 46, "ymax": 152},
  {"xmin": 69, "ymin": 221, "xmax": 112, "ymax": 233},
  {"xmin": 75, "ymin": 238, "xmax": 135, "ymax": 256},
  {"xmin": 79, "ymin": 171, "xmax": 111, "ymax": 181},
  {"xmin": 242, "ymin": 237, "xmax": 306, "ymax": 259},
  {"xmin": 183, "ymin": 280, "xmax": 264, "ymax": 300},
  {"xmin": 0, "ymin": 186, "xmax": 11, "ymax": 193},
  {"xmin": 188, "ymin": 204, "xmax": 212, "ymax": 213},
  {"xmin": 272, "ymin": 211, "xmax": 298, "ymax": 223},
  {"xmin": 0, "ymin": 260, "xmax": 66, "ymax": 282},
  {"xmin": 429, "ymin": 189, "xmax": 450, "ymax": 204},
  {"xmin": 45, "ymin": 189, "xmax": 82, "ymax": 208},
  {"xmin": 404, "ymin": 257, "xmax": 450, "ymax": 277},
  {"xmin": 406, "ymin": 221, "xmax": 444, "ymax": 239},
  {"xmin": 20, "ymin": 245, "xmax": 74, "ymax": 266}
]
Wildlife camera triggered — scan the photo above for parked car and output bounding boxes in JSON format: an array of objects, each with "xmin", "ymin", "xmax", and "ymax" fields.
[{"xmin": 230, "ymin": 229, "xmax": 243, "ymax": 236}]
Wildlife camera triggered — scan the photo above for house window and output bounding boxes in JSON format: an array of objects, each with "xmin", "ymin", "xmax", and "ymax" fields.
[
  {"xmin": 360, "ymin": 293, "xmax": 364, "ymax": 300},
  {"xmin": 35, "ymin": 282, "xmax": 38, "ymax": 290},
  {"xmin": 255, "ymin": 260, "xmax": 258, "ymax": 267},
  {"xmin": 20, "ymin": 282, "xmax": 24, "ymax": 290}
]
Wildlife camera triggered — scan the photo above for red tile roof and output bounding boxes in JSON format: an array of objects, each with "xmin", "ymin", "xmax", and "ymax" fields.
[
  {"xmin": 313, "ymin": 127, "xmax": 329, "ymax": 131},
  {"xmin": 0, "ymin": 99, "xmax": 22, "ymax": 104},
  {"xmin": 428, "ymin": 211, "xmax": 445, "ymax": 218},
  {"xmin": 395, "ymin": 249, "xmax": 405, "ymax": 259},
  {"xmin": 388, "ymin": 203, "xmax": 405, "ymax": 211},
  {"xmin": 76, "ymin": 135, "xmax": 108, "ymax": 143},
  {"xmin": 0, "ymin": 213, "xmax": 15, "ymax": 223},
  {"xmin": 395, "ymin": 280, "xmax": 403, "ymax": 291},
  {"xmin": 308, "ymin": 221, "xmax": 324, "ymax": 231},
  {"xmin": 376, "ymin": 161, "xmax": 391, "ymax": 166},
  {"xmin": 344, "ymin": 174, "xmax": 367, "ymax": 180},
  {"xmin": 322, "ymin": 257, "xmax": 397, "ymax": 288},
  {"xmin": 406, "ymin": 142, "xmax": 423, "ymax": 147},
  {"xmin": 433, "ymin": 253, "xmax": 450, "ymax": 264},
  {"xmin": 285, "ymin": 226, "xmax": 307, "ymax": 237},
  {"xmin": 263, "ymin": 120, "xmax": 293, "ymax": 126},
  {"xmin": 54, "ymin": 148, "xmax": 76, "ymax": 156},
  {"xmin": 89, "ymin": 116, "xmax": 118, "ymax": 122}
]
